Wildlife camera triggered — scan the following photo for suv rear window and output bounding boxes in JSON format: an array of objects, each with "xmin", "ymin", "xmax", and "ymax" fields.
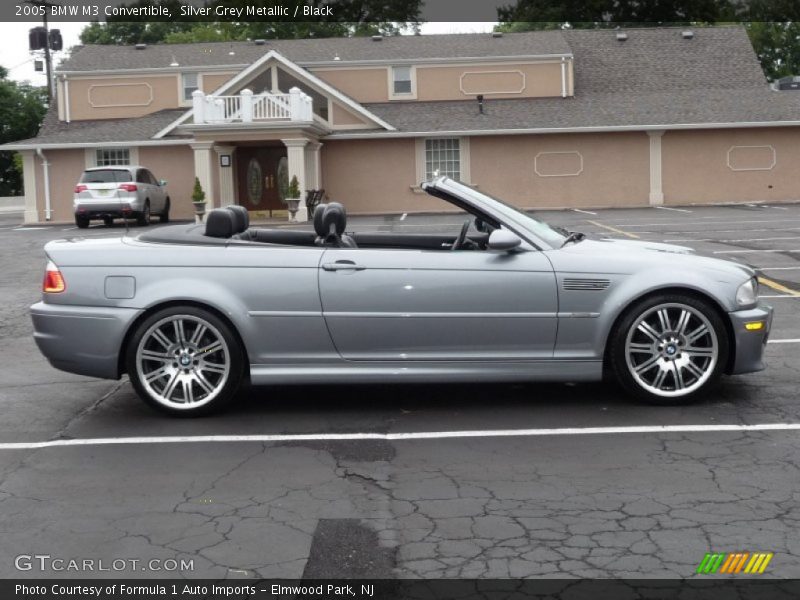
[{"xmin": 80, "ymin": 169, "xmax": 132, "ymax": 183}]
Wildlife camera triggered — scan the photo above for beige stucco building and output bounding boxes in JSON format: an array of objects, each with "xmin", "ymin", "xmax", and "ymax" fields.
[{"xmin": 5, "ymin": 26, "xmax": 800, "ymax": 224}]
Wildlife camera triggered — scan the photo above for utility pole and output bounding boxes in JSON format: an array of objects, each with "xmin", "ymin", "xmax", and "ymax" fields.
[{"xmin": 25, "ymin": 0, "xmax": 59, "ymax": 101}]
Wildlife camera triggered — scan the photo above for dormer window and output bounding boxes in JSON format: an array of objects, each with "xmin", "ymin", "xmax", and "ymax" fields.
[{"xmin": 390, "ymin": 66, "xmax": 415, "ymax": 99}]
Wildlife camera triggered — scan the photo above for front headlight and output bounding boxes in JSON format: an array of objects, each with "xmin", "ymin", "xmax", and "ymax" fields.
[{"xmin": 736, "ymin": 277, "xmax": 758, "ymax": 306}]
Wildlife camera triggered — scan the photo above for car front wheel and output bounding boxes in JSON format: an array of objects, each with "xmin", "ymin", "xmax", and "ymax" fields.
[
  {"xmin": 609, "ymin": 294, "xmax": 729, "ymax": 405},
  {"xmin": 125, "ymin": 307, "xmax": 244, "ymax": 416}
]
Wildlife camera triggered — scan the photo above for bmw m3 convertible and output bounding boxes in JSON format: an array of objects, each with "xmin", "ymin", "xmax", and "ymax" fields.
[{"xmin": 31, "ymin": 177, "xmax": 772, "ymax": 415}]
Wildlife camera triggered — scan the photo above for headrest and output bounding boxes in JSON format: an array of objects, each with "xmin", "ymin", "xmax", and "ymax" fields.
[
  {"xmin": 226, "ymin": 205, "xmax": 249, "ymax": 233},
  {"xmin": 313, "ymin": 203, "xmax": 328, "ymax": 237},
  {"xmin": 322, "ymin": 203, "xmax": 346, "ymax": 235},
  {"xmin": 205, "ymin": 208, "xmax": 236, "ymax": 238}
]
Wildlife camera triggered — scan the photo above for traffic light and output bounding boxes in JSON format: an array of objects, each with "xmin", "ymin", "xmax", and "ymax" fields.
[
  {"xmin": 28, "ymin": 27, "xmax": 47, "ymax": 51},
  {"xmin": 48, "ymin": 29, "xmax": 63, "ymax": 51}
]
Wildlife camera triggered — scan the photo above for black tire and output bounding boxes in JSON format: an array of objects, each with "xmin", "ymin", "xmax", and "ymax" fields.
[
  {"xmin": 75, "ymin": 215, "xmax": 90, "ymax": 229},
  {"xmin": 103, "ymin": 216, "xmax": 114, "ymax": 227},
  {"xmin": 160, "ymin": 198, "xmax": 170, "ymax": 223},
  {"xmin": 125, "ymin": 306, "xmax": 245, "ymax": 417},
  {"xmin": 136, "ymin": 201, "xmax": 151, "ymax": 227},
  {"xmin": 608, "ymin": 293, "xmax": 729, "ymax": 405}
]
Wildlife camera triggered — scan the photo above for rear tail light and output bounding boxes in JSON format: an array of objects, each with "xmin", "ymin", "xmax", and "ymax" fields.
[
  {"xmin": 74, "ymin": 184, "xmax": 87, "ymax": 193},
  {"xmin": 43, "ymin": 260, "xmax": 66, "ymax": 293},
  {"xmin": 118, "ymin": 183, "xmax": 138, "ymax": 192}
]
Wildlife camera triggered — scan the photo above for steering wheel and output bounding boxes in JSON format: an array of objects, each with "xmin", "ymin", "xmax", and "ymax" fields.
[{"xmin": 451, "ymin": 219, "xmax": 471, "ymax": 251}]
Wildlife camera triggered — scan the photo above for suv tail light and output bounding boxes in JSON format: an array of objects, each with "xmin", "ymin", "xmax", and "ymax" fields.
[
  {"xmin": 118, "ymin": 183, "xmax": 138, "ymax": 192},
  {"xmin": 43, "ymin": 260, "xmax": 66, "ymax": 293},
  {"xmin": 74, "ymin": 184, "xmax": 87, "ymax": 193}
]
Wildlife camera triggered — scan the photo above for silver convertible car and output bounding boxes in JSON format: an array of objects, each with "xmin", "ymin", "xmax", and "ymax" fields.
[{"xmin": 32, "ymin": 177, "xmax": 772, "ymax": 416}]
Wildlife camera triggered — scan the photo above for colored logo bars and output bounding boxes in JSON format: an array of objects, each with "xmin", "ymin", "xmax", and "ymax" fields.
[{"xmin": 696, "ymin": 552, "xmax": 773, "ymax": 574}]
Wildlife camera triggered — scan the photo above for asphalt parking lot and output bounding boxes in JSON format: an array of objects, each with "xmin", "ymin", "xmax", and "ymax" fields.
[{"xmin": 1, "ymin": 202, "xmax": 799, "ymax": 580}]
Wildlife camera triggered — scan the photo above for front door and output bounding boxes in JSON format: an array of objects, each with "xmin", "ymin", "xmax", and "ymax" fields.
[
  {"xmin": 318, "ymin": 248, "xmax": 558, "ymax": 361},
  {"xmin": 236, "ymin": 147, "xmax": 286, "ymax": 216}
]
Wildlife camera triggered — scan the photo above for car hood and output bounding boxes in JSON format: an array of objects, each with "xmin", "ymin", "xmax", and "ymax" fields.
[{"xmin": 555, "ymin": 238, "xmax": 755, "ymax": 279}]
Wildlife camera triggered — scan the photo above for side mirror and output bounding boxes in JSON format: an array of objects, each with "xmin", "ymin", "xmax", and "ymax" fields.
[
  {"xmin": 488, "ymin": 229, "xmax": 522, "ymax": 252},
  {"xmin": 159, "ymin": 179, "xmax": 167, "ymax": 186}
]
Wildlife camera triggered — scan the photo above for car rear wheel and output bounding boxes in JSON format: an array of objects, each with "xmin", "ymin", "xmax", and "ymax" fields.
[
  {"xmin": 160, "ymin": 198, "xmax": 170, "ymax": 223},
  {"xmin": 136, "ymin": 202, "xmax": 151, "ymax": 227},
  {"xmin": 125, "ymin": 307, "xmax": 244, "ymax": 416},
  {"xmin": 75, "ymin": 215, "xmax": 89, "ymax": 229},
  {"xmin": 609, "ymin": 294, "xmax": 729, "ymax": 405}
]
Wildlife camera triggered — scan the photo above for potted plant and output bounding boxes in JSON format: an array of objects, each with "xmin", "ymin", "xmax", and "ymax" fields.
[
  {"xmin": 285, "ymin": 174, "xmax": 301, "ymax": 222},
  {"xmin": 191, "ymin": 177, "xmax": 207, "ymax": 223}
]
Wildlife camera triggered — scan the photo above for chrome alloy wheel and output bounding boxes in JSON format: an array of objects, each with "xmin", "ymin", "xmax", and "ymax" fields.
[
  {"xmin": 624, "ymin": 302, "xmax": 718, "ymax": 398},
  {"xmin": 135, "ymin": 315, "xmax": 230, "ymax": 410}
]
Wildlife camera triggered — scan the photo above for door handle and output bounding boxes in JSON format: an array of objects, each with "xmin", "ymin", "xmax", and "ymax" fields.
[{"xmin": 322, "ymin": 260, "xmax": 366, "ymax": 271}]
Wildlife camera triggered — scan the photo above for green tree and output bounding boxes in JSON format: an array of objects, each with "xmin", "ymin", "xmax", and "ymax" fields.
[
  {"xmin": 0, "ymin": 66, "xmax": 48, "ymax": 196},
  {"xmin": 80, "ymin": 0, "xmax": 422, "ymax": 45},
  {"xmin": 745, "ymin": 21, "xmax": 800, "ymax": 80}
]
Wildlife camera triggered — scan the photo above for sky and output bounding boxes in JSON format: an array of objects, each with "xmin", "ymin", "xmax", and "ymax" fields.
[{"xmin": 0, "ymin": 21, "xmax": 496, "ymax": 85}]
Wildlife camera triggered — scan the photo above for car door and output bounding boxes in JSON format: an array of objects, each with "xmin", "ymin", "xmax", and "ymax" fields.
[
  {"xmin": 318, "ymin": 246, "xmax": 558, "ymax": 361},
  {"xmin": 144, "ymin": 169, "xmax": 164, "ymax": 212}
]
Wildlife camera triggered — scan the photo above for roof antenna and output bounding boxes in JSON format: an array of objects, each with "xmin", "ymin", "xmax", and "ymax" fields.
[{"xmin": 477, "ymin": 94, "xmax": 484, "ymax": 114}]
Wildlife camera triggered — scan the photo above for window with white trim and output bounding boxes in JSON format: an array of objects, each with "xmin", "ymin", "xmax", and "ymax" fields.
[
  {"xmin": 182, "ymin": 73, "xmax": 199, "ymax": 101},
  {"xmin": 425, "ymin": 138, "xmax": 461, "ymax": 180},
  {"xmin": 392, "ymin": 66, "xmax": 412, "ymax": 95},
  {"xmin": 95, "ymin": 148, "xmax": 130, "ymax": 166}
]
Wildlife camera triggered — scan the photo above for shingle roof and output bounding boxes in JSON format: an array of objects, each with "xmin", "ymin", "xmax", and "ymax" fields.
[
  {"xmin": 358, "ymin": 88, "xmax": 800, "ymax": 134},
  {"xmin": 7, "ymin": 107, "xmax": 188, "ymax": 146},
  {"xmin": 58, "ymin": 30, "xmax": 572, "ymax": 72}
]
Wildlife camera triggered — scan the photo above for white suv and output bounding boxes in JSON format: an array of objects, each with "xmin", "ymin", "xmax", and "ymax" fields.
[{"xmin": 73, "ymin": 165, "xmax": 170, "ymax": 228}]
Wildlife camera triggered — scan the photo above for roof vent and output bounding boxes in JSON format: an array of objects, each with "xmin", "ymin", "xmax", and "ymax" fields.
[
  {"xmin": 134, "ymin": 43, "xmax": 147, "ymax": 50},
  {"xmin": 254, "ymin": 39, "xmax": 266, "ymax": 46},
  {"xmin": 492, "ymin": 31, "xmax": 503, "ymax": 38},
  {"xmin": 615, "ymin": 32, "xmax": 628, "ymax": 41},
  {"xmin": 333, "ymin": 54, "xmax": 341, "ymax": 61},
  {"xmin": 682, "ymin": 30, "xmax": 694, "ymax": 39},
  {"xmin": 371, "ymin": 35, "xmax": 383, "ymax": 41}
]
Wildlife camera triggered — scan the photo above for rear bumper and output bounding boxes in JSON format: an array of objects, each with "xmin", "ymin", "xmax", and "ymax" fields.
[
  {"xmin": 30, "ymin": 301, "xmax": 142, "ymax": 379},
  {"xmin": 74, "ymin": 199, "xmax": 142, "ymax": 218},
  {"xmin": 728, "ymin": 303, "xmax": 773, "ymax": 375}
]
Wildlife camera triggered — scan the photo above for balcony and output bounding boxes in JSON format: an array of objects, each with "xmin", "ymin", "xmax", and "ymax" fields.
[{"xmin": 191, "ymin": 87, "xmax": 314, "ymax": 125}]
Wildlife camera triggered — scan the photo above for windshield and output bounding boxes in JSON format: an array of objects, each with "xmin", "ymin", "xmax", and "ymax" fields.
[
  {"xmin": 441, "ymin": 179, "xmax": 568, "ymax": 248},
  {"xmin": 80, "ymin": 169, "xmax": 132, "ymax": 184}
]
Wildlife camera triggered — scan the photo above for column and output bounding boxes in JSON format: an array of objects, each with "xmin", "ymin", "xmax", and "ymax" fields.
[
  {"xmin": 281, "ymin": 138, "xmax": 308, "ymax": 222},
  {"xmin": 191, "ymin": 141, "xmax": 215, "ymax": 211},
  {"xmin": 305, "ymin": 141, "xmax": 322, "ymax": 190},
  {"xmin": 21, "ymin": 150, "xmax": 38, "ymax": 224},
  {"xmin": 648, "ymin": 130, "xmax": 665, "ymax": 206},
  {"xmin": 214, "ymin": 145, "xmax": 236, "ymax": 207}
]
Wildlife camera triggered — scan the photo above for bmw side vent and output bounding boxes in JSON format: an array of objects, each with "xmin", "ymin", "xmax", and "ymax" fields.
[{"xmin": 563, "ymin": 278, "xmax": 611, "ymax": 291}]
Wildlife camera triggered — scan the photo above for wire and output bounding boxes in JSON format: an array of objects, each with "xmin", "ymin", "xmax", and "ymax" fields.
[{"xmin": 7, "ymin": 57, "xmax": 35, "ymax": 71}]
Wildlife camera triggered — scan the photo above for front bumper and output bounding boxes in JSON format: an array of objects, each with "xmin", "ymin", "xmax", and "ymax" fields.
[
  {"xmin": 728, "ymin": 303, "xmax": 773, "ymax": 375},
  {"xmin": 31, "ymin": 301, "xmax": 142, "ymax": 379}
]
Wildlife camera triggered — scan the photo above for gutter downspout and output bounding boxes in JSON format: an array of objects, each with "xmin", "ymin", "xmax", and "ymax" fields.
[
  {"xmin": 36, "ymin": 148, "xmax": 52, "ymax": 221},
  {"xmin": 561, "ymin": 57, "xmax": 567, "ymax": 98},
  {"xmin": 64, "ymin": 75, "xmax": 70, "ymax": 123}
]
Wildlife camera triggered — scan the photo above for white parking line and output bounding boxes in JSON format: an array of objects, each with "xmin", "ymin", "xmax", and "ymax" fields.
[
  {"xmin": 661, "ymin": 227, "xmax": 800, "ymax": 237},
  {"xmin": 669, "ymin": 235, "xmax": 800, "ymax": 244},
  {"xmin": 399, "ymin": 213, "xmax": 407, "ymax": 221},
  {"xmin": 12, "ymin": 227, "xmax": 48, "ymax": 231},
  {"xmin": 759, "ymin": 294, "xmax": 800, "ymax": 299},
  {"xmin": 714, "ymin": 249, "xmax": 800, "ymax": 254},
  {"xmin": 2, "ymin": 423, "xmax": 800, "ymax": 450},
  {"xmin": 655, "ymin": 206, "xmax": 692, "ymax": 213},
  {"xmin": 612, "ymin": 219, "xmax": 800, "ymax": 228},
  {"xmin": 759, "ymin": 266, "xmax": 800, "ymax": 271},
  {"xmin": 572, "ymin": 208, "xmax": 597, "ymax": 215},
  {"xmin": 768, "ymin": 339, "xmax": 800, "ymax": 344}
]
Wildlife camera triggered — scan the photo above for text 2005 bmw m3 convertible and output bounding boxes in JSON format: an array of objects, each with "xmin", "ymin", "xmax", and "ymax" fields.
[{"xmin": 31, "ymin": 177, "xmax": 772, "ymax": 415}]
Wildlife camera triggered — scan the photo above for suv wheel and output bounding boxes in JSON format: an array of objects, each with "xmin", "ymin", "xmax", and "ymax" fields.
[
  {"xmin": 160, "ymin": 198, "xmax": 170, "ymax": 223},
  {"xmin": 75, "ymin": 215, "xmax": 90, "ymax": 229},
  {"xmin": 136, "ymin": 202, "xmax": 151, "ymax": 227}
]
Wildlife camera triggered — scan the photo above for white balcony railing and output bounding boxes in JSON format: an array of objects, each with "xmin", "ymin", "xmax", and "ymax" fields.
[{"xmin": 192, "ymin": 87, "xmax": 313, "ymax": 125}]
